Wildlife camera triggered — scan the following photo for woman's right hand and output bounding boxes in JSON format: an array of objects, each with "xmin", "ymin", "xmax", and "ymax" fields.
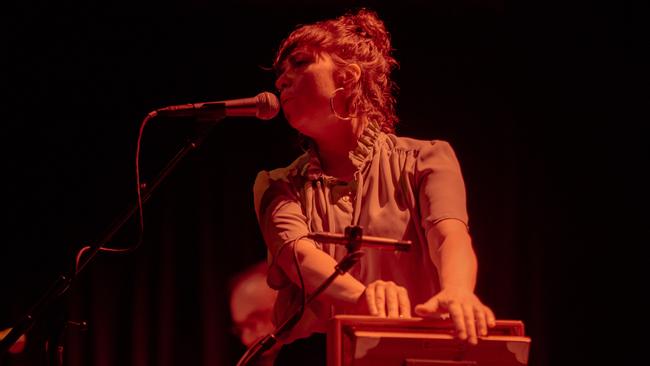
[{"xmin": 357, "ymin": 280, "xmax": 412, "ymax": 318}]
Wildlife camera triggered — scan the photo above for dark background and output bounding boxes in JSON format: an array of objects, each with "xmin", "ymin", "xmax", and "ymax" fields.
[{"xmin": 2, "ymin": 1, "xmax": 646, "ymax": 365}]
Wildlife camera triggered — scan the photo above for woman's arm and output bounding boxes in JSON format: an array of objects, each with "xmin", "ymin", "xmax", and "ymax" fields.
[
  {"xmin": 275, "ymin": 239, "xmax": 412, "ymax": 318},
  {"xmin": 415, "ymin": 219, "xmax": 496, "ymax": 344},
  {"xmin": 274, "ymin": 238, "xmax": 366, "ymax": 306}
]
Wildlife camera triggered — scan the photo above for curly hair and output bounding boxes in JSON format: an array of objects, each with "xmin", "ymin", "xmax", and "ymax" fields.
[{"xmin": 273, "ymin": 8, "xmax": 399, "ymax": 133}]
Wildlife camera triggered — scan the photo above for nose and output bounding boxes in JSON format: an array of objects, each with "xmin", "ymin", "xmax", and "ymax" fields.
[
  {"xmin": 241, "ymin": 328, "xmax": 261, "ymax": 347},
  {"xmin": 241, "ymin": 329, "xmax": 252, "ymax": 346},
  {"xmin": 275, "ymin": 71, "xmax": 291, "ymax": 93}
]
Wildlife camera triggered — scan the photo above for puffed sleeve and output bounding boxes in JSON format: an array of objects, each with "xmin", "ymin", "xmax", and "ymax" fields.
[
  {"xmin": 415, "ymin": 140, "xmax": 469, "ymax": 235},
  {"xmin": 254, "ymin": 167, "xmax": 310, "ymax": 290}
]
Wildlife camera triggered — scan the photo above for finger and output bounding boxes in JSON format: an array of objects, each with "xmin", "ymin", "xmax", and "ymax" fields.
[
  {"xmin": 386, "ymin": 284, "xmax": 399, "ymax": 318},
  {"xmin": 485, "ymin": 305, "xmax": 497, "ymax": 328},
  {"xmin": 398, "ymin": 287, "xmax": 411, "ymax": 318},
  {"xmin": 414, "ymin": 297, "xmax": 440, "ymax": 316},
  {"xmin": 448, "ymin": 302, "xmax": 467, "ymax": 341},
  {"xmin": 365, "ymin": 286, "xmax": 378, "ymax": 316},
  {"xmin": 375, "ymin": 285, "xmax": 386, "ymax": 317},
  {"xmin": 463, "ymin": 303, "xmax": 478, "ymax": 345},
  {"xmin": 475, "ymin": 307, "xmax": 489, "ymax": 337}
]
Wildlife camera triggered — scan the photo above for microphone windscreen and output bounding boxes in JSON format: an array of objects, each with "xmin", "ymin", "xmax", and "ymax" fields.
[{"xmin": 256, "ymin": 92, "xmax": 280, "ymax": 120}]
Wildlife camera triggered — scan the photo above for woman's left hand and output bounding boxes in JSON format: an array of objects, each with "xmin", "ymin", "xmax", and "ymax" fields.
[
  {"xmin": 414, "ymin": 287, "xmax": 496, "ymax": 345},
  {"xmin": 357, "ymin": 280, "xmax": 412, "ymax": 319}
]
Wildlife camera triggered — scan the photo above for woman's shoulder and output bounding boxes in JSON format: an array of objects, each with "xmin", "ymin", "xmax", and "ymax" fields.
[
  {"xmin": 253, "ymin": 153, "xmax": 309, "ymax": 218},
  {"xmin": 254, "ymin": 152, "xmax": 310, "ymax": 190}
]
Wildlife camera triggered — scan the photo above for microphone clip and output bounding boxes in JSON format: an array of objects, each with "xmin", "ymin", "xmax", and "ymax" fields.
[
  {"xmin": 343, "ymin": 225, "xmax": 364, "ymax": 252},
  {"xmin": 307, "ymin": 227, "xmax": 412, "ymax": 252}
]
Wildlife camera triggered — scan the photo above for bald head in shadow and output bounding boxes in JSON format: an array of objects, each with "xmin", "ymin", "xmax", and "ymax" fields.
[{"xmin": 229, "ymin": 261, "xmax": 278, "ymax": 361}]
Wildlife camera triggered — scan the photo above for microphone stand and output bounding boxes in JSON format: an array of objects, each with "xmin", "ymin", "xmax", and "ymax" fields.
[
  {"xmin": 236, "ymin": 226, "xmax": 367, "ymax": 366},
  {"xmin": 0, "ymin": 111, "xmax": 226, "ymax": 357}
]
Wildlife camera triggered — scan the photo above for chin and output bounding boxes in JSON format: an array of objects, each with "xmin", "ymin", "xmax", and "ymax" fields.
[{"xmin": 288, "ymin": 116, "xmax": 308, "ymax": 133}]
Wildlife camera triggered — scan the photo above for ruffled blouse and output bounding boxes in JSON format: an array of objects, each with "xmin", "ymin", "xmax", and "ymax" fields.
[{"xmin": 253, "ymin": 121, "xmax": 469, "ymax": 343}]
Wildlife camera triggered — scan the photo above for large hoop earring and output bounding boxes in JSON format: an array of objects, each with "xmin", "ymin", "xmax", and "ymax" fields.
[{"xmin": 330, "ymin": 87, "xmax": 353, "ymax": 120}]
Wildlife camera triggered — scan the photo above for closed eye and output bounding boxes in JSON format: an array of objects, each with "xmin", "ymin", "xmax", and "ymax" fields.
[
  {"xmin": 291, "ymin": 59, "xmax": 308, "ymax": 67},
  {"xmin": 275, "ymin": 52, "xmax": 314, "ymax": 91},
  {"xmin": 289, "ymin": 52, "xmax": 314, "ymax": 68}
]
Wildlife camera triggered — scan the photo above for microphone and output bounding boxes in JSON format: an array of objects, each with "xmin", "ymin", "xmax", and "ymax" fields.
[
  {"xmin": 307, "ymin": 232, "xmax": 412, "ymax": 252},
  {"xmin": 154, "ymin": 91, "xmax": 280, "ymax": 120}
]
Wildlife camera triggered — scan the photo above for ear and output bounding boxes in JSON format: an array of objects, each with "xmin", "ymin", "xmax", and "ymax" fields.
[{"xmin": 336, "ymin": 63, "xmax": 362, "ymax": 87}]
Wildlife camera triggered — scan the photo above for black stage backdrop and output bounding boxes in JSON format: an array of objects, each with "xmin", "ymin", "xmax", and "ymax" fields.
[{"xmin": 2, "ymin": 1, "xmax": 646, "ymax": 365}]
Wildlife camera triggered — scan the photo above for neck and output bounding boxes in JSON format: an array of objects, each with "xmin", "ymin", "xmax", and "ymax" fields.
[
  {"xmin": 316, "ymin": 142, "xmax": 356, "ymax": 181},
  {"xmin": 313, "ymin": 117, "xmax": 366, "ymax": 181}
]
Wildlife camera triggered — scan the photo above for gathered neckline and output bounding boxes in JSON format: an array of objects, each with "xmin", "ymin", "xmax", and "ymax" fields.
[{"xmin": 300, "ymin": 120, "xmax": 382, "ymax": 183}]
